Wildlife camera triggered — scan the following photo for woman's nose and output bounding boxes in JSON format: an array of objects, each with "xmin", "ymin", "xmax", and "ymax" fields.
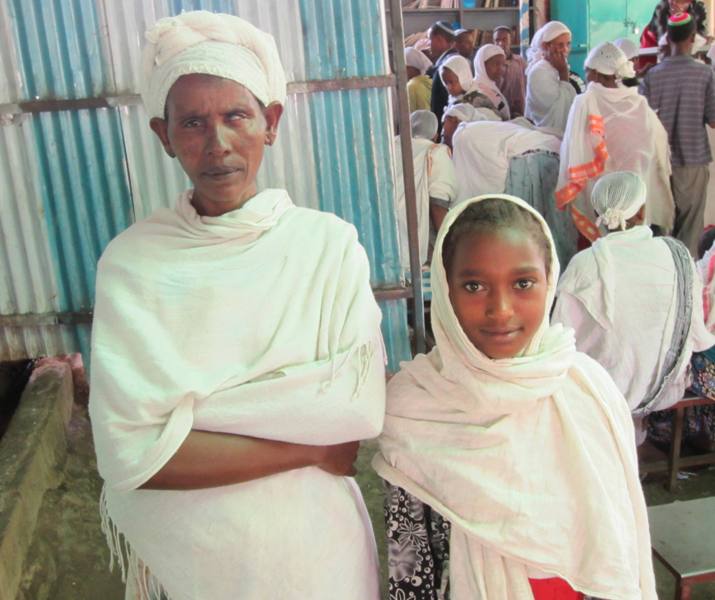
[{"xmin": 206, "ymin": 124, "xmax": 231, "ymax": 156}]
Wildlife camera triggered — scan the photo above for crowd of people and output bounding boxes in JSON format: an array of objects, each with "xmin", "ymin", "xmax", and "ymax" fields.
[{"xmin": 86, "ymin": 4, "xmax": 715, "ymax": 600}]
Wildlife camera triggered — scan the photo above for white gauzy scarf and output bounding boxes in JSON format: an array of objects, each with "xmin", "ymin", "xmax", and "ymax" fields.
[
  {"xmin": 90, "ymin": 188, "xmax": 386, "ymax": 599},
  {"xmin": 556, "ymin": 82, "xmax": 674, "ymax": 241},
  {"xmin": 473, "ymin": 44, "xmax": 511, "ymax": 120},
  {"xmin": 373, "ymin": 194, "xmax": 657, "ymax": 600}
]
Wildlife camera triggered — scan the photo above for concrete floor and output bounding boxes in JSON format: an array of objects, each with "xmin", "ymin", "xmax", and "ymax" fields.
[{"xmin": 16, "ymin": 390, "xmax": 715, "ymax": 599}]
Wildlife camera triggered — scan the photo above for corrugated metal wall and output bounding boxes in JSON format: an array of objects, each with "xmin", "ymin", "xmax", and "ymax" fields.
[{"xmin": 0, "ymin": 0, "xmax": 411, "ymax": 371}]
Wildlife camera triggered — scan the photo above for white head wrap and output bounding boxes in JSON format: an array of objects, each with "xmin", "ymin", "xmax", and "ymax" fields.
[
  {"xmin": 473, "ymin": 43, "xmax": 505, "ymax": 83},
  {"xmin": 613, "ymin": 38, "xmax": 639, "ymax": 61},
  {"xmin": 527, "ymin": 21, "xmax": 571, "ymax": 66},
  {"xmin": 591, "ymin": 171, "xmax": 647, "ymax": 231},
  {"xmin": 141, "ymin": 11, "xmax": 287, "ymax": 119},
  {"xmin": 584, "ymin": 42, "xmax": 636, "ymax": 79},
  {"xmin": 439, "ymin": 54, "xmax": 474, "ymax": 93},
  {"xmin": 410, "ymin": 110, "xmax": 438, "ymax": 140},
  {"xmin": 404, "ymin": 47, "xmax": 433, "ymax": 75},
  {"xmin": 442, "ymin": 103, "xmax": 501, "ymax": 124}
]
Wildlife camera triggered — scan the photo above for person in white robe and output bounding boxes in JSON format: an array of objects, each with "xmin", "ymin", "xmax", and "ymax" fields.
[
  {"xmin": 89, "ymin": 11, "xmax": 386, "ymax": 600},
  {"xmin": 525, "ymin": 21, "xmax": 577, "ymax": 132},
  {"xmin": 552, "ymin": 172, "xmax": 714, "ymax": 443},
  {"xmin": 394, "ymin": 110, "xmax": 457, "ymax": 271},
  {"xmin": 473, "ymin": 43, "xmax": 511, "ymax": 120},
  {"xmin": 373, "ymin": 192, "xmax": 657, "ymax": 599},
  {"xmin": 556, "ymin": 41, "xmax": 674, "ymax": 242},
  {"xmin": 440, "ymin": 101, "xmax": 501, "ymax": 148}
]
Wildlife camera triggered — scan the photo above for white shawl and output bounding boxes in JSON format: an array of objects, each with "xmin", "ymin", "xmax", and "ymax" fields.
[
  {"xmin": 90, "ymin": 188, "xmax": 385, "ymax": 600},
  {"xmin": 441, "ymin": 54, "xmax": 478, "ymax": 105},
  {"xmin": 373, "ymin": 194, "xmax": 657, "ymax": 600},
  {"xmin": 556, "ymin": 82, "xmax": 674, "ymax": 241},
  {"xmin": 473, "ymin": 44, "xmax": 511, "ymax": 120},
  {"xmin": 553, "ymin": 226, "xmax": 715, "ymax": 414},
  {"xmin": 525, "ymin": 59, "xmax": 576, "ymax": 133},
  {"xmin": 452, "ymin": 119, "xmax": 561, "ymax": 202},
  {"xmin": 394, "ymin": 136, "xmax": 457, "ymax": 270}
]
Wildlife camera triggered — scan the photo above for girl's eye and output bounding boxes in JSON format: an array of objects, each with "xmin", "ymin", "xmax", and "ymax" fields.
[
  {"xmin": 514, "ymin": 279, "xmax": 535, "ymax": 290},
  {"xmin": 464, "ymin": 281, "xmax": 483, "ymax": 293}
]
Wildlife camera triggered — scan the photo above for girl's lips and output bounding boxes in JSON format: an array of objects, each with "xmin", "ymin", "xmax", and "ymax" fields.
[{"xmin": 480, "ymin": 329, "xmax": 521, "ymax": 341}]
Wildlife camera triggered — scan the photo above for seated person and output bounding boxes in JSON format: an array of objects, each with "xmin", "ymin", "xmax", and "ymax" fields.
[
  {"xmin": 552, "ymin": 172, "xmax": 714, "ymax": 443},
  {"xmin": 556, "ymin": 42, "xmax": 674, "ymax": 243},
  {"xmin": 394, "ymin": 110, "xmax": 457, "ymax": 272},
  {"xmin": 405, "ymin": 47, "xmax": 434, "ymax": 112},
  {"xmin": 473, "ymin": 43, "xmax": 511, "ymax": 120}
]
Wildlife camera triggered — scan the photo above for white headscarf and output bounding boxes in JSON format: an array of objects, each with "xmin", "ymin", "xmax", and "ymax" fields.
[
  {"xmin": 404, "ymin": 46, "xmax": 433, "ymax": 75},
  {"xmin": 373, "ymin": 194, "xmax": 658, "ymax": 599},
  {"xmin": 410, "ymin": 109, "xmax": 438, "ymax": 140},
  {"xmin": 585, "ymin": 42, "xmax": 636, "ymax": 79},
  {"xmin": 591, "ymin": 170, "xmax": 647, "ymax": 231},
  {"xmin": 442, "ymin": 103, "xmax": 501, "ymax": 123},
  {"xmin": 613, "ymin": 37, "xmax": 639, "ymax": 61},
  {"xmin": 526, "ymin": 21, "xmax": 571, "ymax": 69},
  {"xmin": 141, "ymin": 11, "xmax": 287, "ymax": 119},
  {"xmin": 473, "ymin": 43, "xmax": 510, "ymax": 119},
  {"xmin": 440, "ymin": 54, "xmax": 476, "ymax": 102}
]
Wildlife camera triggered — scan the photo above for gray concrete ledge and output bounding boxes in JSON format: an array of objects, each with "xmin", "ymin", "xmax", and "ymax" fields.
[{"xmin": 0, "ymin": 362, "xmax": 73, "ymax": 600}]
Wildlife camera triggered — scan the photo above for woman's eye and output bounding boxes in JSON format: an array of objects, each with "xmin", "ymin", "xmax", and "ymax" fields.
[
  {"xmin": 515, "ymin": 279, "xmax": 535, "ymax": 290},
  {"xmin": 228, "ymin": 112, "xmax": 248, "ymax": 121},
  {"xmin": 182, "ymin": 118, "xmax": 201, "ymax": 128},
  {"xmin": 464, "ymin": 281, "xmax": 483, "ymax": 293}
]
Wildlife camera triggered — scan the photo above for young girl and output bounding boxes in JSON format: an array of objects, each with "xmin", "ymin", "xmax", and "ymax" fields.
[
  {"xmin": 473, "ymin": 44, "xmax": 511, "ymax": 120},
  {"xmin": 373, "ymin": 194, "xmax": 657, "ymax": 599},
  {"xmin": 440, "ymin": 54, "xmax": 497, "ymax": 114}
]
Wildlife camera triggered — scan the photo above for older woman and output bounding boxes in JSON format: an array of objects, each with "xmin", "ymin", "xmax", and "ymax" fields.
[
  {"xmin": 525, "ymin": 21, "xmax": 577, "ymax": 132},
  {"xmin": 89, "ymin": 11, "xmax": 385, "ymax": 600}
]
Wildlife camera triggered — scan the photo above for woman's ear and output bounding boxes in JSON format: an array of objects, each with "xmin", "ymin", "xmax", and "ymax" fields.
[
  {"xmin": 150, "ymin": 117, "xmax": 176, "ymax": 158},
  {"xmin": 263, "ymin": 103, "xmax": 284, "ymax": 146}
]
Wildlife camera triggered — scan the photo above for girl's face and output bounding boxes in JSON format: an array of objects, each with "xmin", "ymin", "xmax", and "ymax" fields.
[
  {"xmin": 447, "ymin": 227, "xmax": 548, "ymax": 359},
  {"xmin": 442, "ymin": 68, "xmax": 465, "ymax": 97},
  {"xmin": 485, "ymin": 54, "xmax": 506, "ymax": 83}
]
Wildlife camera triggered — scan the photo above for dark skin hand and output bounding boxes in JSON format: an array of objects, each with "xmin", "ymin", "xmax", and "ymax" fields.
[
  {"xmin": 141, "ymin": 430, "xmax": 360, "ymax": 490},
  {"xmin": 549, "ymin": 52, "xmax": 570, "ymax": 82},
  {"xmin": 430, "ymin": 202, "xmax": 448, "ymax": 232}
]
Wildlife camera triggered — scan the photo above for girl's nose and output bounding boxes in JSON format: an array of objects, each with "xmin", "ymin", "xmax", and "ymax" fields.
[{"xmin": 485, "ymin": 289, "xmax": 514, "ymax": 320}]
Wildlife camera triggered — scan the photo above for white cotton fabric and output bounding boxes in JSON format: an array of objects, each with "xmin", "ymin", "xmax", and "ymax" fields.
[
  {"xmin": 585, "ymin": 42, "xmax": 636, "ymax": 79},
  {"xmin": 443, "ymin": 103, "xmax": 501, "ymax": 124},
  {"xmin": 557, "ymin": 82, "xmax": 674, "ymax": 233},
  {"xmin": 526, "ymin": 21, "xmax": 571, "ymax": 69},
  {"xmin": 452, "ymin": 119, "xmax": 560, "ymax": 201},
  {"xmin": 410, "ymin": 109, "xmax": 438, "ymax": 140},
  {"xmin": 405, "ymin": 46, "xmax": 433, "ymax": 75},
  {"xmin": 525, "ymin": 59, "xmax": 576, "ymax": 132},
  {"xmin": 373, "ymin": 193, "xmax": 657, "ymax": 599},
  {"xmin": 473, "ymin": 44, "xmax": 511, "ymax": 119},
  {"xmin": 393, "ymin": 136, "xmax": 457, "ymax": 270},
  {"xmin": 141, "ymin": 11, "xmax": 287, "ymax": 119},
  {"xmin": 89, "ymin": 188, "xmax": 386, "ymax": 600},
  {"xmin": 440, "ymin": 54, "xmax": 478, "ymax": 104},
  {"xmin": 591, "ymin": 171, "xmax": 647, "ymax": 231},
  {"xmin": 553, "ymin": 225, "xmax": 715, "ymax": 416},
  {"xmin": 698, "ymin": 240, "xmax": 715, "ymax": 331},
  {"xmin": 614, "ymin": 38, "xmax": 640, "ymax": 61}
]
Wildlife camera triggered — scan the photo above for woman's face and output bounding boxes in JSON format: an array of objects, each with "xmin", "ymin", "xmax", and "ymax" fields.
[
  {"xmin": 669, "ymin": 0, "xmax": 691, "ymax": 13},
  {"xmin": 544, "ymin": 33, "xmax": 572, "ymax": 61},
  {"xmin": 442, "ymin": 67, "xmax": 465, "ymax": 97},
  {"xmin": 151, "ymin": 73, "xmax": 282, "ymax": 217},
  {"xmin": 484, "ymin": 54, "xmax": 507, "ymax": 83},
  {"xmin": 447, "ymin": 227, "xmax": 548, "ymax": 359}
]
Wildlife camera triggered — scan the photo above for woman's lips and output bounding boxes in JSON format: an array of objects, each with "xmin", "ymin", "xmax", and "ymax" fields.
[{"xmin": 203, "ymin": 166, "xmax": 241, "ymax": 179}]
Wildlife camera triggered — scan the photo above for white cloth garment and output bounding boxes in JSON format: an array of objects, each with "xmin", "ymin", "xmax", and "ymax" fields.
[
  {"xmin": 443, "ymin": 103, "xmax": 501, "ymax": 124},
  {"xmin": 393, "ymin": 136, "xmax": 457, "ymax": 269},
  {"xmin": 556, "ymin": 82, "xmax": 673, "ymax": 241},
  {"xmin": 553, "ymin": 225, "xmax": 715, "ymax": 417},
  {"xmin": 90, "ymin": 188, "xmax": 386, "ymax": 600},
  {"xmin": 405, "ymin": 46, "xmax": 433, "ymax": 75},
  {"xmin": 441, "ymin": 54, "xmax": 478, "ymax": 104},
  {"xmin": 141, "ymin": 11, "xmax": 287, "ymax": 119},
  {"xmin": 373, "ymin": 193, "xmax": 657, "ymax": 600},
  {"xmin": 591, "ymin": 171, "xmax": 647, "ymax": 231},
  {"xmin": 585, "ymin": 42, "xmax": 636, "ymax": 79},
  {"xmin": 614, "ymin": 38, "xmax": 640, "ymax": 61},
  {"xmin": 410, "ymin": 109, "xmax": 438, "ymax": 141},
  {"xmin": 525, "ymin": 60, "xmax": 576, "ymax": 132},
  {"xmin": 452, "ymin": 120, "xmax": 561, "ymax": 202},
  {"xmin": 473, "ymin": 44, "xmax": 511, "ymax": 119}
]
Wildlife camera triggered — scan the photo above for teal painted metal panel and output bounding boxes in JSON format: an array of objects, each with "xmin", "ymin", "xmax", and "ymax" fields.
[
  {"xmin": 8, "ymin": 0, "xmax": 108, "ymax": 100},
  {"xmin": 167, "ymin": 0, "xmax": 235, "ymax": 16},
  {"xmin": 31, "ymin": 108, "xmax": 133, "ymax": 312},
  {"xmin": 379, "ymin": 300, "xmax": 411, "ymax": 373}
]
